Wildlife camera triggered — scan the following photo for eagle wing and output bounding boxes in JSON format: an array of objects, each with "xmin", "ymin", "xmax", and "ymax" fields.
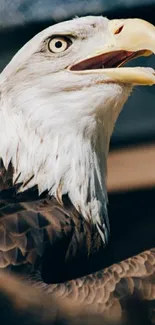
[
  {"xmin": 0, "ymin": 249, "xmax": 155, "ymax": 324},
  {"xmin": 43, "ymin": 248, "xmax": 155, "ymax": 324}
]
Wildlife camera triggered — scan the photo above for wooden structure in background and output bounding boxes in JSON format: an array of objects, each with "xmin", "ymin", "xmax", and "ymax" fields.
[{"xmin": 107, "ymin": 144, "xmax": 155, "ymax": 192}]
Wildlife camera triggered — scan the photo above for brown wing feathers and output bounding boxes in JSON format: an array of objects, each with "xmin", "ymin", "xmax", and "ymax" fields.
[
  {"xmin": 43, "ymin": 248, "xmax": 155, "ymax": 308},
  {"xmin": 24, "ymin": 248, "xmax": 155, "ymax": 324},
  {"xmin": 0, "ymin": 249, "xmax": 155, "ymax": 324}
]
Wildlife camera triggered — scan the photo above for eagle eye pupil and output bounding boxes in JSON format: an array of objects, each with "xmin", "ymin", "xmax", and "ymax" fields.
[{"xmin": 55, "ymin": 41, "xmax": 62, "ymax": 48}]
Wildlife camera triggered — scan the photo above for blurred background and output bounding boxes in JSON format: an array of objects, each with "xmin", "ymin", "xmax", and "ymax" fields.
[{"xmin": 1, "ymin": 0, "xmax": 155, "ymax": 279}]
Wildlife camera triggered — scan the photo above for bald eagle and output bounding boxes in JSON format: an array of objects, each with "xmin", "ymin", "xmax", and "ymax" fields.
[{"xmin": 0, "ymin": 15, "xmax": 155, "ymax": 323}]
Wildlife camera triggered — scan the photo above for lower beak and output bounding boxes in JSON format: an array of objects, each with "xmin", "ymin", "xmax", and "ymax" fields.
[{"xmin": 69, "ymin": 18, "xmax": 155, "ymax": 86}]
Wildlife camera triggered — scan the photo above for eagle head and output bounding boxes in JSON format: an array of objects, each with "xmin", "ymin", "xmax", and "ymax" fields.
[{"xmin": 0, "ymin": 16, "xmax": 155, "ymax": 244}]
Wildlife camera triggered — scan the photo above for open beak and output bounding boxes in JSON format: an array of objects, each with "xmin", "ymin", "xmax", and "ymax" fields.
[{"xmin": 69, "ymin": 18, "xmax": 155, "ymax": 85}]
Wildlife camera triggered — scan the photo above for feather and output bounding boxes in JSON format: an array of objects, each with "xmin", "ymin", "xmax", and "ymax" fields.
[
  {"xmin": 0, "ymin": 249, "xmax": 154, "ymax": 324},
  {"xmin": 0, "ymin": 159, "xmax": 103, "ymax": 273}
]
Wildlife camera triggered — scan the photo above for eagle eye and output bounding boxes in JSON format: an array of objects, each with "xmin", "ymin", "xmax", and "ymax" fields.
[{"xmin": 48, "ymin": 36, "xmax": 72, "ymax": 53}]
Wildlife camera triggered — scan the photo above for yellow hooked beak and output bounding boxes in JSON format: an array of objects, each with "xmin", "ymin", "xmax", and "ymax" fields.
[{"xmin": 69, "ymin": 18, "xmax": 155, "ymax": 85}]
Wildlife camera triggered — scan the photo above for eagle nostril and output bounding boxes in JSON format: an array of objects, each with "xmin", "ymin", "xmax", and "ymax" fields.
[{"xmin": 114, "ymin": 25, "xmax": 124, "ymax": 35}]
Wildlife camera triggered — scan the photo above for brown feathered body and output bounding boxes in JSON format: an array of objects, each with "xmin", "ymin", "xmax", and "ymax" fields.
[
  {"xmin": 0, "ymin": 159, "xmax": 102, "ymax": 278},
  {"xmin": 1, "ymin": 158, "xmax": 155, "ymax": 324}
]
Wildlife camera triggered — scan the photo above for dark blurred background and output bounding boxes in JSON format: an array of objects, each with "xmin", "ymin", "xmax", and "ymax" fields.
[{"xmin": 1, "ymin": 0, "xmax": 155, "ymax": 281}]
